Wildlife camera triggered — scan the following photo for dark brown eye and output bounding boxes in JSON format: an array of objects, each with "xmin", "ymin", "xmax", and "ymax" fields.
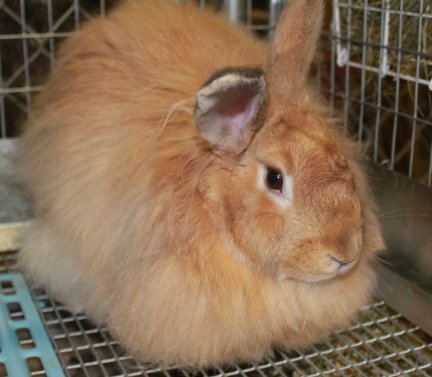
[{"xmin": 266, "ymin": 168, "xmax": 283, "ymax": 191}]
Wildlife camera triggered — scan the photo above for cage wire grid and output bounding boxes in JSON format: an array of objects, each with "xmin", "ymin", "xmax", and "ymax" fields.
[
  {"xmin": 0, "ymin": 250, "xmax": 431, "ymax": 377},
  {"xmin": 0, "ymin": 0, "xmax": 432, "ymax": 376},
  {"xmin": 328, "ymin": 0, "xmax": 432, "ymax": 185}
]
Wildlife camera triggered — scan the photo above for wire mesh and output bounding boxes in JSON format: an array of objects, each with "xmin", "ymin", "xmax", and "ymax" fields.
[
  {"xmin": 328, "ymin": 0, "xmax": 432, "ymax": 185},
  {"xmin": 0, "ymin": 0, "xmax": 113, "ymax": 139},
  {"xmin": 0, "ymin": 250, "xmax": 431, "ymax": 377}
]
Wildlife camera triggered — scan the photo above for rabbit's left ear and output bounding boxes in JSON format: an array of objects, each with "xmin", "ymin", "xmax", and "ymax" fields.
[{"xmin": 194, "ymin": 68, "xmax": 266, "ymax": 155}]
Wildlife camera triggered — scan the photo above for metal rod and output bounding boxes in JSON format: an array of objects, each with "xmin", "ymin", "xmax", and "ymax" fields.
[
  {"xmin": 269, "ymin": 0, "xmax": 286, "ymax": 38},
  {"xmin": 222, "ymin": 0, "xmax": 247, "ymax": 24}
]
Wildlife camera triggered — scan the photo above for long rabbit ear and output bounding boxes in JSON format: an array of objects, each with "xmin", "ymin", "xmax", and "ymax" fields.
[{"xmin": 267, "ymin": 0, "xmax": 324, "ymax": 101}]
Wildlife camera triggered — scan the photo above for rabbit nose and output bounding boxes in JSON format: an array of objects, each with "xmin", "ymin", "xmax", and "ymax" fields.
[
  {"xmin": 325, "ymin": 229, "xmax": 362, "ymax": 270},
  {"xmin": 327, "ymin": 254, "xmax": 356, "ymax": 269}
]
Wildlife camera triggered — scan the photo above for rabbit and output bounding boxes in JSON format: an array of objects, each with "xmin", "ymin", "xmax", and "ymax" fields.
[{"xmin": 17, "ymin": 0, "xmax": 385, "ymax": 368}]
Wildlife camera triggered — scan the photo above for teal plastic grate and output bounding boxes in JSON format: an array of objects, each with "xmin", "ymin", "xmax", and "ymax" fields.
[{"xmin": 0, "ymin": 272, "xmax": 65, "ymax": 377}]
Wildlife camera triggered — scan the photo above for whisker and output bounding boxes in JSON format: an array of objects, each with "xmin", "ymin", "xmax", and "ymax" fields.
[
  {"xmin": 379, "ymin": 213, "xmax": 432, "ymax": 220},
  {"xmin": 376, "ymin": 256, "xmax": 393, "ymax": 268}
]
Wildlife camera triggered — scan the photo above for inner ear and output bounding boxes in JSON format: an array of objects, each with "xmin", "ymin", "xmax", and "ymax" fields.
[{"xmin": 194, "ymin": 67, "xmax": 266, "ymax": 155}]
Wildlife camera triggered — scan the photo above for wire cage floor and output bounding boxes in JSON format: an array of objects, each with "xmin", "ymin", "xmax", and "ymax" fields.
[{"xmin": 0, "ymin": 250, "xmax": 431, "ymax": 377}]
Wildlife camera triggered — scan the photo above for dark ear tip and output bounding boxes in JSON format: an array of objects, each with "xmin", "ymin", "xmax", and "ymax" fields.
[{"xmin": 201, "ymin": 66, "xmax": 265, "ymax": 89}]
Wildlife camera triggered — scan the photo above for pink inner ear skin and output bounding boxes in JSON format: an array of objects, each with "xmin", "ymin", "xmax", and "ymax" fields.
[
  {"xmin": 217, "ymin": 90, "xmax": 250, "ymax": 117},
  {"xmin": 217, "ymin": 88, "xmax": 260, "ymax": 129}
]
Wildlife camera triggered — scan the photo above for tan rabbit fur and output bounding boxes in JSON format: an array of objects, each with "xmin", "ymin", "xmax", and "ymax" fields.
[{"xmin": 18, "ymin": 0, "xmax": 384, "ymax": 367}]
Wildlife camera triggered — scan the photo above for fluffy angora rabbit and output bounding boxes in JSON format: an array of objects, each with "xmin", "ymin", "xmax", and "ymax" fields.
[{"xmin": 18, "ymin": 0, "xmax": 384, "ymax": 367}]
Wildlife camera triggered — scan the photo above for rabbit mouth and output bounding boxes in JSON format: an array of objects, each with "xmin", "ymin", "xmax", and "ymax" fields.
[{"xmin": 278, "ymin": 259, "xmax": 358, "ymax": 284}]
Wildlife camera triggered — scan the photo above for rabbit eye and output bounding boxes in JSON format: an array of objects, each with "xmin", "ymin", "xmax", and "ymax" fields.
[{"xmin": 266, "ymin": 168, "xmax": 283, "ymax": 191}]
